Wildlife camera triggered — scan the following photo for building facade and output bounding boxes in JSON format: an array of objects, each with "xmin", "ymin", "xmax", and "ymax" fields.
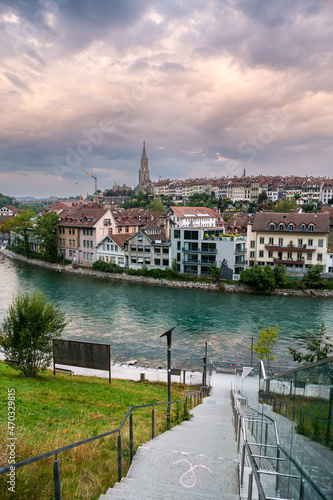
[{"xmin": 247, "ymin": 212, "xmax": 330, "ymax": 273}]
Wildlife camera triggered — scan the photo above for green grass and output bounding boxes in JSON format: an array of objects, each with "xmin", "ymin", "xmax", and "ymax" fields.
[{"xmin": 0, "ymin": 362, "xmax": 194, "ymax": 499}]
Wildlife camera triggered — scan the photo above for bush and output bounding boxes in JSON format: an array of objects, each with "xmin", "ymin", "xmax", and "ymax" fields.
[
  {"xmin": 302, "ymin": 264, "xmax": 325, "ymax": 289},
  {"xmin": 0, "ymin": 290, "xmax": 67, "ymax": 377},
  {"xmin": 92, "ymin": 261, "xmax": 124, "ymax": 274},
  {"xmin": 240, "ymin": 265, "xmax": 276, "ymax": 292}
]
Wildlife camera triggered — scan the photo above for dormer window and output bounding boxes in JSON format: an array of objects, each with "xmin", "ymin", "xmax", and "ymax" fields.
[
  {"xmin": 288, "ymin": 223, "xmax": 295, "ymax": 231},
  {"xmin": 300, "ymin": 224, "xmax": 306, "ymax": 232},
  {"xmin": 269, "ymin": 223, "xmax": 275, "ymax": 231},
  {"xmin": 308, "ymin": 224, "xmax": 315, "ymax": 232},
  {"xmin": 278, "ymin": 223, "xmax": 285, "ymax": 231}
]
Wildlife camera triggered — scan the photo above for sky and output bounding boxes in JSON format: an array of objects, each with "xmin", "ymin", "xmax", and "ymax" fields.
[{"xmin": 0, "ymin": 0, "xmax": 332, "ymax": 198}]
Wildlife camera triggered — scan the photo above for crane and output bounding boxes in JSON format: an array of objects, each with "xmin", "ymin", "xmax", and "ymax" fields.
[{"xmin": 82, "ymin": 170, "xmax": 97, "ymax": 193}]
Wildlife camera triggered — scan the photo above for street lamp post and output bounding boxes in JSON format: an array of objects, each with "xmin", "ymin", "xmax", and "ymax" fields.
[{"xmin": 160, "ymin": 325, "xmax": 177, "ymax": 427}]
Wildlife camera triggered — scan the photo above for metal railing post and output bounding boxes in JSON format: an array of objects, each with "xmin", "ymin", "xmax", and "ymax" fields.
[
  {"xmin": 248, "ymin": 470, "xmax": 253, "ymax": 500},
  {"xmin": 152, "ymin": 407, "xmax": 155, "ymax": 439},
  {"xmin": 240, "ymin": 444, "xmax": 246, "ymax": 485},
  {"xmin": 237, "ymin": 418, "xmax": 242, "ymax": 452},
  {"xmin": 167, "ymin": 403, "xmax": 170, "ymax": 429},
  {"xmin": 54, "ymin": 454, "xmax": 61, "ymax": 500},
  {"xmin": 117, "ymin": 433, "xmax": 122, "ymax": 482},
  {"xmin": 129, "ymin": 411, "xmax": 133, "ymax": 464},
  {"xmin": 276, "ymin": 447, "xmax": 280, "ymax": 491}
]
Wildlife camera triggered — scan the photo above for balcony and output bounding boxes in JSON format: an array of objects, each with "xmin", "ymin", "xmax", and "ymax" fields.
[
  {"xmin": 265, "ymin": 244, "xmax": 315, "ymax": 252},
  {"xmin": 273, "ymin": 257, "xmax": 305, "ymax": 264},
  {"xmin": 182, "ymin": 259, "xmax": 200, "ymax": 265},
  {"xmin": 201, "ymin": 248, "xmax": 217, "ymax": 254},
  {"xmin": 182, "ymin": 247, "xmax": 201, "ymax": 253}
]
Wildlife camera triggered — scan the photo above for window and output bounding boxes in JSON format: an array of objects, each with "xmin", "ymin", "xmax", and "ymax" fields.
[
  {"xmin": 278, "ymin": 223, "xmax": 285, "ymax": 231},
  {"xmin": 73, "ymin": 240, "xmax": 75, "ymax": 246},
  {"xmin": 287, "ymin": 252, "xmax": 292, "ymax": 259},
  {"xmin": 307, "ymin": 253, "xmax": 312, "ymax": 261},
  {"xmin": 137, "ymin": 245, "xmax": 143, "ymax": 252},
  {"xmin": 83, "ymin": 252, "xmax": 86, "ymax": 259},
  {"xmin": 90, "ymin": 241, "xmax": 93, "ymax": 248},
  {"xmin": 91, "ymin": 253, "xmax": 93, "ymax": 260},
  {"xmin": 250, "ymin": 251, "xmax": 255, "ymax": 258},
  {"xmin": 154, "ymin": 247, "xmax": 160, "ymax": 254},
  {"xmin": 269, "ymin": 223, "xmax": 275, "ymax": 231},
  {"xmin": 69, "ymin": 250, "xmax": 72, "ymax": 257},
  {"xmin": 90, "ymin": 229, "xmax": 93, "ymax": 236},
  {"xmin": 83, "ymin": 240, "xmax": 86, "ymax": 247},
  {"xmin": 83, "ymin": 229, "xmax": 86, "ymax": 235},
  {"xmin": 177, "ymin": 241, "xmax": 181, "ymax": 250},
  {"xmin": 138, "ymin": 235, "xmax": 143, "ymax": 241},
  {"xmin": 107, "ymin": 244, "xmax": 110, "ymax": 251},
  {"xmin": 184, "ymin": 230, "xmax": 198, "ymax": 240},
  {"xmin": 317, "ymin": 253, "xmax": 322, "ymax": 261},
  {"xmin": 259, "ymin": 250, "xmax": 264, "ymax": 258},
  {"xmin": 131, "ymin": 245, "xmax": 136, "ymax": 251},
  {"xmin": 110, "ymin": 245, "xmax": 114, "ymax": 251},
  {"xmin": 163, "ymin": 259, "xmax": 169, "ymax": 266},
  {"xmin": 154, "ymin": 258, "xmax": 161, "ymax": 265},
  {"xmin": 300, "ymin": 224, "xmax": 306, "ymax": 232},
  {"xmin": 250, "ymin": 241, "xmax": 255, "ymax": 248},
  {"xmin": 174, "ymin": 230, "xmax": 180, "ymax": 238},
  {"xmin": 125, "ymin": 227, "xmax": 129, "ymax": 233},
  {"xmin": 118, "ymin": 228, "xmax": 122, "ymax": 233},
  {"xmin": 131, "ymin": 257, "xmax": 137, "ymax": 263},
  {"xmin": 69, "ymin": 239, "xmax": 72, "ymax": 246},
  {"xmin": 163, "ymin": 247, "xmax": 169, "ymax": 254},
  {"xmin": 269, "ymin": 237, "xmax": 274, "ymax": 245},
  {"xmin": 298, "ymin": 239, "xmax": 303, "ymax": 247},
  {"xmin": 103, "ymin": 243, "xmax": 106, "ymax": 250},
  {"xmin": 288, "ymin": 223, "xmax": 295, "ymax": 231},
  {"xmin": 144, "ymin": 246, "xmax": 151, "ymax": 253},
  {"xmin": 308, "ymin": 239, "xmax": 313, "ymax": 246},
  {"xmin": 318, "ymin": 239, "xmax": 324, "ymax": 247},
  {"xmin": 260, "ymin": 237, "xmax": 264, "ymax": 244},
  {"xmin": 145, "ymin": 258, "xmax": 151, "ymax": 264},
  {"xmin": 115, "ymin": 246, "xmax": 118, "ymax": 252},
  {"xmin": 177, "ymin": 253, "xmax": 181, "ymax": 262},
  {"xmin": 268, "ymin": 251, "xmax": 273, "ymax": 258},
  {"xmin": 132, "ymin": 228, "xmax": 135, "ymax": 232},
  {"xmin": 69, "ymin": 229, "xmax": 72, "ymax": 235},
  {"xmin": 308, "ymin": 224, "xmax": 315, "ymax": 232},
  {"xmin": 73, "ymin": 229, "xmax": 75, "ymax": 235},
  {"xmin": 278, "ymin": 238, "xmax": 283, "ymax": 246}
]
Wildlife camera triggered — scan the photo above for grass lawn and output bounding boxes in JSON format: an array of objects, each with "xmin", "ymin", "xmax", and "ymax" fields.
[{"xmin": 0, "ymin": 362, "xmax": 194, "ymax": 499}]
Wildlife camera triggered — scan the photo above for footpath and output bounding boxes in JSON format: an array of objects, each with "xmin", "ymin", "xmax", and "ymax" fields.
[{"xmin": 99, "ymin": 372, "xmax": 240, "ymax": 500}]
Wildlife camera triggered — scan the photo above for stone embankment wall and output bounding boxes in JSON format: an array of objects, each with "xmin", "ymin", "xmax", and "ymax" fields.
[{"xmin": 2, "ymin": 249, "xmax": 333, "ymax": 297}]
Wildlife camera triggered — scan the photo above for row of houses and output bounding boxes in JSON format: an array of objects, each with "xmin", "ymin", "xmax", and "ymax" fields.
[
  {"xmin": 152, "ymin": 175, "xmax": 333, "ymax": 205},
  {"xmin": 2, "ymin": 202, "xmax": 333, "ymax": 278}
]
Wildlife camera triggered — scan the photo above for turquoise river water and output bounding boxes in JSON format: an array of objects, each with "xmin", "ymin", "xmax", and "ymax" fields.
[{"xmin": 0, "ymin": 255, "xmax": 332, "ymax": 370}]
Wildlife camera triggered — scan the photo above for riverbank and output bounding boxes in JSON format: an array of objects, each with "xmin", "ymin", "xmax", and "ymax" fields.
[{"xmin": 2, "ymin": 248, "xmax": 333, "ymax": 297}]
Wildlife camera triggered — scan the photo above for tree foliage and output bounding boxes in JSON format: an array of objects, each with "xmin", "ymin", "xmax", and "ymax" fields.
[
  {"xmin": 289, "ymin": 323, "xmax": 333, "ymax": 364},
  {"xmin": 0, "ymin": 291, "xmax": 67, "ymax": 377},
  {"xmin": 302, "ymin": 264, "xmax": 325, "ymax": 288},
  {"xmin": 273, "ymin": 198, "xmax": 297, "ymax": 213},
  {"xmin": 148, "ymin": 197, "xmax": 166, "ymax": 212},
  {"xmin": 240, "ymin": 264, "xmax": 276, "ymax": 292},
  {"xmin": 10, "ymin": 210, "xmax": 35, "ymax": 255},
  {"xmin": 34, "ymin": 212, "xmax": 60, "ymax": 262},
  {"xmin": 254, "ymin": 325, "xmax": 279, "ymax": 369}
]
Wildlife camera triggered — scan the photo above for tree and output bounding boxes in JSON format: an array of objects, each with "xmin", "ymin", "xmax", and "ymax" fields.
[
  {"xmin": 0, "ymin": 291, "xmax": 67, "ymax": 377},
  {"xmin": 34, "ymin": 212, "xmax": 60, "ymax": 262},
  {"xmin": 209, "ymin": 265, "xmax": 221, "ymax": 281},
  {"xmin": 302, "ymin": 264, "xmax": 324, "ymax": 289},
  {"xmin": 254, "ymin": 325, "xmax": 279, "ymax": 369},
  {"xmin": 289, "ymin": 324, "xmax": 333, "ymax": 364},
  {"xmin": 273, "ymin": 199, "xmax": 297, "ymax": 213},
  {"xmin": 240, "ymin": 264, "xmax": 276, "ymax": 292},
  {"xmin": 149, "ymin": 198, "xmax": 166, "ymax": 212},
  {"xmin": 11, "ymin": 210, "xmax": 35, "ymax": 255},
  {"xmin": 258, "ymin": 192, "xmax": 268, "ymax": 203}
]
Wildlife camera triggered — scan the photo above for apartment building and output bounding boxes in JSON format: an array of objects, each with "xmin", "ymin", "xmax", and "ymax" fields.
[
  {"xmin": 247, "ymin": 212, "xmax": 330, "ymax": 273},
  {"xmin": 165, "ymin": 206, "xmax": 223, "ymax": 229},
  {"xmin": 171, "ymin": 227, "xmax": 246, "ymax": 277},
  {"xmin": 124, "ymin": 225, "xmax": 171, "ymax": 269}
]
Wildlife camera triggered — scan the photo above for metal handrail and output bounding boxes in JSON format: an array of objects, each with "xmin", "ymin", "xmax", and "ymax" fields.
[{"xmin": 0, "ymin": 389, "xmax": 204, "ymax": 499}]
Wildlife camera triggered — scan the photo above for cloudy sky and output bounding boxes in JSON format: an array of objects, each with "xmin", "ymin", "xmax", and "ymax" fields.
[{"xmin": 0, "ymin": 0, "xmax": 332, "ymax": 198}]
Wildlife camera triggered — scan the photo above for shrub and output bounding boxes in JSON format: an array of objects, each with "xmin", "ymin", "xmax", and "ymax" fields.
[{"xmin": 0, "ymin": 291, "xmax": 67, "ymax": 377}]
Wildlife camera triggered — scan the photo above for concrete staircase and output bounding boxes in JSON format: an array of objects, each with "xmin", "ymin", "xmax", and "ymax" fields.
[{"xmin": 99, "ymin": 373, "xmax": 240, "ymax": 500}]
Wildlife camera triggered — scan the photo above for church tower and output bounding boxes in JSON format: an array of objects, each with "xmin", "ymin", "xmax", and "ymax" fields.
[{"xmin": 138, "ymin": 141, "xmax": 151, "ymax": 192}]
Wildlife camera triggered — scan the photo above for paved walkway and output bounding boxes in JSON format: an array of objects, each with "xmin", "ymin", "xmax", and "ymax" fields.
[{"xmin": 99, "ymin": 372, "xmax": 240, "ymax": 499}]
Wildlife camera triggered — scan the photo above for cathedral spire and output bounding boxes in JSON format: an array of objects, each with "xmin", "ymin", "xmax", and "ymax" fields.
[{"xmin": 138, "ymin": 140, "xmax": 151, "ymax": 192}]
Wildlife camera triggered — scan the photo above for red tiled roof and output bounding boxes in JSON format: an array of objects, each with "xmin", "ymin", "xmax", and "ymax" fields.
[{"xmin": 251, "ymin": 212, "xmax": 330, "ymax": 232}]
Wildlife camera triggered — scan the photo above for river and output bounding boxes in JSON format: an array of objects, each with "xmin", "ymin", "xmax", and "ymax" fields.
[{"xmin": 1, "ymin": 255, "xmax": 332, "ymax": 370}]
